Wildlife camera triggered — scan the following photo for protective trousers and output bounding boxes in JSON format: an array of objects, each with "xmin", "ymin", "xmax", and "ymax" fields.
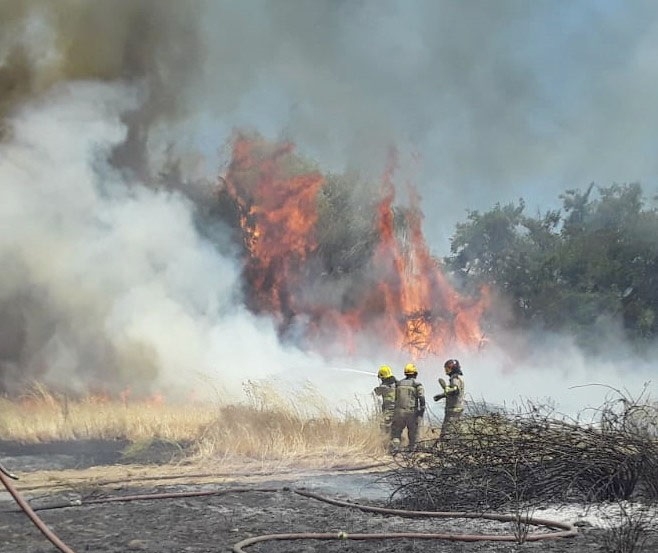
[
  {"xmin": 390, "ymin": 410, "xmax": 421, "ymax": 449},
  {"xmin": 380, "ymin": 408, "xmax": 395, "ymax": 435},
  {"xmin": 440, "ymin": 408, "xmax": 463, "ymax": 440}
]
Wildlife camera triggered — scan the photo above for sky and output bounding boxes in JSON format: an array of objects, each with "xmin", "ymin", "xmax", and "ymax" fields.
[{"xmin": 0, "ymin": 0, "xmax": 656, "ymax": 416}]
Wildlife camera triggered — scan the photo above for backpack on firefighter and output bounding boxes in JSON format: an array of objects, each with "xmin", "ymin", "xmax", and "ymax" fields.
[{"xmin": 390, "ymin": 363, "xmax": 426, "ymax": 451}]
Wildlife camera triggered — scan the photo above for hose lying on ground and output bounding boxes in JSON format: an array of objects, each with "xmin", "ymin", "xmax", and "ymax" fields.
[
  {"xmin": 233, "ymin": 488, "xmax": 578, "ymax": 552},
  {"xmin": 0, "ymin": 462, "xmax": 18, "ymax": 481},
  {"xmin": 2, "ymin": 468, "xmax": 578, "ymax": 553},
  {"xmin": 0, "ymin": 467, "xmax": 76, "ymax": 553}
]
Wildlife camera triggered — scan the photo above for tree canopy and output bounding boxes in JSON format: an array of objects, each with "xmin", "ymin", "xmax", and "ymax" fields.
[{"xmin": 444, "ymin": 183, "xmax": 658, "ymax": 350}]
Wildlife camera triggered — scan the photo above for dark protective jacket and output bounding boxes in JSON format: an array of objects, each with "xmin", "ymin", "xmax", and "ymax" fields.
[
  {"xmin": 435, "ymin": 371, "xmax": 465, "ymax": 412},
  {"xmin": 373, "ymin": 377, "xmax": 397, "ymax": 412},
  {"xmin": 445, "ymin": 372, "xmax": 465, "ymax": 412},
  {"xmin": 394, "ymin": 377, "xmax": 426, "ymax": 413}
]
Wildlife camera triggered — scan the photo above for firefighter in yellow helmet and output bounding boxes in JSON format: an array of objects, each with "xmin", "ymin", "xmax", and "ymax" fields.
[
  {"xmin": 390, "ymin": 363, "xmax": 425, "ymax": 451},
  {"xmin": 373, "ymin": 365, "xmax": 397, "ymax": 437},
  {"xmin": 433, "ymin": 358, "xmax": 465, "ymax": 440}
]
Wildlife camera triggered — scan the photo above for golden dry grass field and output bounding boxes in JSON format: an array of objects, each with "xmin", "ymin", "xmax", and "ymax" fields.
[{"xmin": 0, "ymin": 381, "xmax": 389, "ymax": 476}]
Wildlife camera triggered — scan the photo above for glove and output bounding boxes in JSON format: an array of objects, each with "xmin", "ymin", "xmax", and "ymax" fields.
[
  {"xmin": 433, "ymin": 393, "xmax": 445, "ymax": 402},
  {"xmin": 438, "ymin": 378, "xmax": 447, "ymax": 389}
]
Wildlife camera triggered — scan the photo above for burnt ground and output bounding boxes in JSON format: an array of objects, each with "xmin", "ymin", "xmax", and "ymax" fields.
[{"xmin": 1, "ymin": 440, "xmax": 656, "ymax": 553}]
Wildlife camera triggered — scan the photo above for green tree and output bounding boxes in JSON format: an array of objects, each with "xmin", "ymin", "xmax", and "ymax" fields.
[
  {"xmin": 556, "ymin": 183, "xmax": 657, "ymax": 342},
  {"xmin": 445, "ymin": 200, "xmax": 560, "ymax": 325},
  {"xmin": 445, "ymin": 183, "xmax": 658, "ymax": 348}
]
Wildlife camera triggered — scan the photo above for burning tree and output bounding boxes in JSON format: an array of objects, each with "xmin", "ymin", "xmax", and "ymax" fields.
[{"xmin": 216, "ymin": 133, "xmax": 489, "ymax": 358}]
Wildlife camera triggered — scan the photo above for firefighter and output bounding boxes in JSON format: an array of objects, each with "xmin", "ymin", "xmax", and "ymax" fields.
[
  {"xmin": 373, "ymin": 365, "xmax": 397, "ymax": 437},
  {"xmin": 390, "ymin": 363, "xmax": 425, "ymax": 451},
  {"xmin": 433, "ymin": 358, "xmax": 465, "ymax": 440}
]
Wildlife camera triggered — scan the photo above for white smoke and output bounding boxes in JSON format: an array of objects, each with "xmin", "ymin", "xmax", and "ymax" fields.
[
  {"xmin": 0, "ymin": 83, "xmax": 268, "ymax": 398},
  {"xmin": 0, "ymin": 1, "xmax": 655, "ymax": 412},
  {"xmin": 0, "ymin": 81, "xmax": 384, "ymax": 406},
  {"xmin": 460, "ymin": 338, "xmax": 656, "ymax": 420}
]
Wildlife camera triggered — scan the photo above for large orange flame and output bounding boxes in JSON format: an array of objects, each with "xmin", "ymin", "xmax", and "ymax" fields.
[
  {"xmin": 223, "ymin": 136, "xmax": 325, "ymax": 321},
  {"xmin": 220, "ymin": 134, "xmax": 489, "ymax": 358}
]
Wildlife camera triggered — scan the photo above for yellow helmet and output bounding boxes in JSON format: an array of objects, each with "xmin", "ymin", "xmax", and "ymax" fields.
[
  {"xmin": 377, "ymin": 365, "xmax": 393, "ymax": 379},
  {"xmin": 404, "ymin": 363, "xmax": 418, "ymax": 376}
]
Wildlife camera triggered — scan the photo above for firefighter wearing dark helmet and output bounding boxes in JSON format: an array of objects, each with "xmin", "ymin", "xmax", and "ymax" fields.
[
  {"xmin": 434, "ymin": 358, "xmax": 465, "ymax": 439},
  {"xmin": 390, "ymin": 363, "xmax": 425, "ymax": 451}
]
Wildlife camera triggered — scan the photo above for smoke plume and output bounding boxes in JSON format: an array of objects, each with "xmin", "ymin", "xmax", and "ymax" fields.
[{"xmin": 1, "ymin": 1, "xmax": 655, "ymax": 412}]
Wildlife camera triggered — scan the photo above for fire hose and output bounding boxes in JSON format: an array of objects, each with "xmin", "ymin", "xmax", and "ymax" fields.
[
  {"xmin": 234, "ymin": 489, "xmax": 578, "ymax": 552},
  {"xmin": 1, "ymin": 464, "xmax": 578, "ymax": 553},
  {"xmin": 0, "ymin": 463, "xmax": 75, "ymax": 553}
]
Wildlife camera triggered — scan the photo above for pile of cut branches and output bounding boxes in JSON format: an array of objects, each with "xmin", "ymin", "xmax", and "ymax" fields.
[{"xmin": 388, "ymin": 386, "xmax": 658, "ymax": 512}]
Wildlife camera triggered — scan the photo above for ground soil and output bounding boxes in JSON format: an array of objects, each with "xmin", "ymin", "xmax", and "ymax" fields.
[{"xmin": 1, "ymin": 440, "xmax": 655, "ymax": 553}]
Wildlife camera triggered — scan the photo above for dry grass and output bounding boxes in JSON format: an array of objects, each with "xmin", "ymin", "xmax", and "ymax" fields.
[
  {"xmin": 194, "ymin": 380, "xmax": 385, "ymax": 463},
  {"xmin": 0, "ymin": 381, "xmax": 387, "ymax": 465},
  {"xmin": 0, "ymin": 384, "xmax": 214, "ymax": 443}
]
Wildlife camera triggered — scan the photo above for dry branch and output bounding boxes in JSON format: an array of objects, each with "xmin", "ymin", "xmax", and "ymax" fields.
[{"xmin": 387, "ymin": 391, "xmax": 658, "ymax": 512}]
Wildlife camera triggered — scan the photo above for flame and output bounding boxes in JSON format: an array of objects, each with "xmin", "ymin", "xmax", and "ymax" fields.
[
  {"xmin": 220, "ymin": 135, "xmax": 489, "ymax": 358},
  {"xmin": 223, "ymin": 136, "xmax": 324, "ymax": 320}
]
